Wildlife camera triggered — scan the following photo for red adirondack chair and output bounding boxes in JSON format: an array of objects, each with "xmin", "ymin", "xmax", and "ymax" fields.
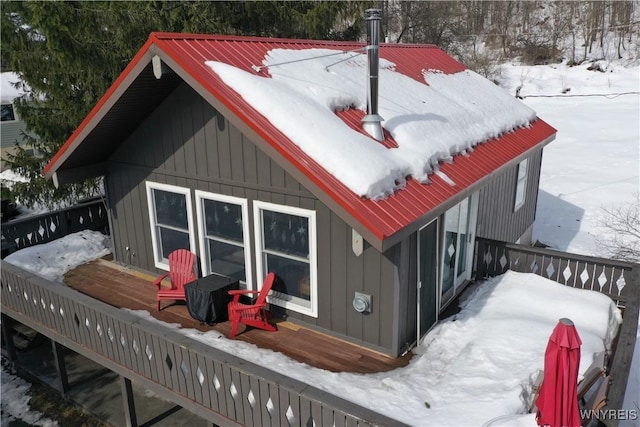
[
  {"xmin": 153, "ymin": 249, "xmax": 197, "ymax": 311},
  {"xmin": 227, "ymin": 272, "xmax": 277, "ymax": 338}
]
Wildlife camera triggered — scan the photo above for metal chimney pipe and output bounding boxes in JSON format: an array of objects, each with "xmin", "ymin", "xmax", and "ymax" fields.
[{"xmin": 362, "ymin": 8, "xmax": 384, "ymax": 141}]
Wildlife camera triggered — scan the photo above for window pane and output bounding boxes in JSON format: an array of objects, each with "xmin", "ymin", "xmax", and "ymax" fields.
[
  {"xmin": 442, "ymin": 230, "xmax": 456, "ymax": 296},
  {"xmin": 262, "ymin": 210, "xmax": 309, "ymax": 258},
  {"xmin": 208, "ymin": 239, "xmax": 246, "ymax": 282},
  {"xmin": 518, "ymin": 159, "xmax": 528, "ymax": 179},
  {"xmin": 442, "ymin": 206, "xmax": 459, "ymax": 296},
  {"xmin": 203, "ymin": 199, "xmax": 243, "ymax": 242},
  {"xmin": 515, "ymin": 181, "xmax": 525, "ymax": 207},
  {"xmin": 266, "ymin": 253, "xmax": 310, "ymax": 301},
  {"xmin": 154, "ymin": 189, "xmax": 188, "ymax": 229},
  {"xmin": 1, "ymin": 104, "xmax": 15, "ymax": 121},
  {"xmin": 456, "ymin": 200, "xmax": 470, "ymax": 277},
  {"xmin": 158, "ymin": 227, "xmax": 190, "ymax": 259}
]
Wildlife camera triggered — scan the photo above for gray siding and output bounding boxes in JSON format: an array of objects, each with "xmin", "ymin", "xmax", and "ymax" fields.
[
  {"xmin": 105, "ymin": 83, "xmax": 400, "ymax": 355},
  {"xmin": 475, "ymin": 148, "xmax": 543, "ymax": 243},
  {"xmin": 397, "ymin": 234, "xmax": 418, "ymax": 354},
  {"xmin": 1, "ymin": 119, "xmax": 28, "ymax": 148},
  {"xmin": 103, "ymin": 81, "xmax": 543, "ymax": 356},
  {"xmin": 1, "ymin": 118, "xmax": 32, "ymax": 170}
]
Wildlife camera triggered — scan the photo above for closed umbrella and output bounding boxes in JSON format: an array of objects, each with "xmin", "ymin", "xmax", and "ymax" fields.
[{"xmin": 536, "ymin": 318, "xmax": 582, "ymax": 427}]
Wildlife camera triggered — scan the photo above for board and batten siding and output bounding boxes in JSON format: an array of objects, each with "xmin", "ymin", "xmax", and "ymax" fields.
[
  {"xmin": 1, "ymin": 119, "xmax": 32, "ymax": 170},
  {"xmin": 475, "ymin": 148, "xmax": 543, "ymax": 244},
  {"xmin": 105, "ymin": 82, "xmax": 401, "ymax": 355},
  {"xmin": 0, "ymin": 120, "xmax": 27, "ymax": 149}
]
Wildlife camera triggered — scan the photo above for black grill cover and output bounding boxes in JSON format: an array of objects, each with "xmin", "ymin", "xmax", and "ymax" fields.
[{"xmin": 184, "ymin": 275, "xmax": 238, "ymax": 325}]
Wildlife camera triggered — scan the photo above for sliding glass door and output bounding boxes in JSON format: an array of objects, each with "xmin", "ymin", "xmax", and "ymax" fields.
[{"xmin": 441, "ymin": 195, "xmax": 477, "ymax": 306}]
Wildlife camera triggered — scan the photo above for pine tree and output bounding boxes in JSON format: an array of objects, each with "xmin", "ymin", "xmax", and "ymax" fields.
[{"xmin": 1, "ymin": 1, "xmax": 366, "ymax": 209}]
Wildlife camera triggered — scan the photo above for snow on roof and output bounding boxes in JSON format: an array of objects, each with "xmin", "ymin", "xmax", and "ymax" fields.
[
  {"xmin": 1, "ymin": 72, "xmax": 27, "ymax": 104},
  {"xmin": 206, "ymin": 48, "xmax": 536, "ymax": 199}
]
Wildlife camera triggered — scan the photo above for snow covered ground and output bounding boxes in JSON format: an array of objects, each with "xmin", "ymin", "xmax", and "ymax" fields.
[
  {"xmin": 500, "ymin": 61, "xmax": 639, "ymax": 259},
  {"xmin": 1, "ymin": 359, "xmax": 57, "ymax": 427},
  {"xmin": 2, "ymin": 61, "xmax": 638, "ymax": 426},
  {"xmin": 501, "ymin": 60, "xmax": 640, "ymax": 426}
]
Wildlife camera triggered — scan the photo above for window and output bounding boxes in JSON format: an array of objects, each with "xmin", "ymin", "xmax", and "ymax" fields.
[
  {"xmin": 195, "ymin": 191, "xmax": 252, "ymax": 288},
  {"xmin": 1, "ymin": 104, "xmax": 15, "ymax": 122},
  {"xmin": 253, "ymin": 201, "xmax": 317, "ymax": 317},
  {"xmin": 514, "ymin": 158, "xmax": 528, "ymax": 211},
  {"xmin": 145, "ymin": 182, "xmax": 196, "ymax": 270}
]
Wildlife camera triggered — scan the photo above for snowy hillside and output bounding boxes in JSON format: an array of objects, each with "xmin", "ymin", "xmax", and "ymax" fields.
[{"xmin": 499, "ymin": 61, "xmax": 639, "ymax": 259}]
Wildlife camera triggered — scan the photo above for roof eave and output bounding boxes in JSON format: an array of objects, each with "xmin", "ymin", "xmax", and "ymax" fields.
[
  {"xmin": 43, "ymin": 34, "xmax": 558, "ymax": 255},
  {"xmin": 150, "ymin": 39, "xmax": 392, "ymax": 251},
  {"xmin": 43, "ymin": 36, "xmax": 160, "ymax": 179},
  {"xmin": 151, "ymin": 37, "xmax": 558, "ymax": 253},
  {"xmin": 378, "ymin": 130, "xmax": 557, "ymax": 252}
]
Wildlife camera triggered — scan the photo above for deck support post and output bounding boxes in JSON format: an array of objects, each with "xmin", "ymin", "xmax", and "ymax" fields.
[
  {"xmin": 51, "ymin": 340, "xmax": 69, "ymax": 395},
  {"xmin": 121, "ymin": 376, "xmax": 138, "ymax": 427},
  {"xmin": 1, "ymin": 314, "xmax": 17, "ymax": 364}
]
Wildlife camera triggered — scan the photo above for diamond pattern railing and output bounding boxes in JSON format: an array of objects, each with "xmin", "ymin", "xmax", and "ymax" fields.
[
  {"xmin": 1, "ymin": 197, "xmax": 108, "ymax": 256},
  {"xmin": 473, "ymin": 237, "xmax": 639, "ymax": 426},
  {"xmin": 0, "ymin": 260, "xmax": 406, "ymax": 427},
  {"xmin": 474, "ymin": 238, "xmax": 634, "ymax": 308}
]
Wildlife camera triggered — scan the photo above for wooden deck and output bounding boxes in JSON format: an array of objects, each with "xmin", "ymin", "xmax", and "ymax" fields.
[{"xmin": 63, "ymin": 259, "xmax": 412, "ymax": 374}]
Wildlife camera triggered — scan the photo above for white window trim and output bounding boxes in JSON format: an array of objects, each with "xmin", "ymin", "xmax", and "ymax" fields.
[
  {"xmin": 145, "ymin": 181, "xmax": 196, "ymax": 271},
  {"xmin": 195, "ymin": 190, "xmax": 253, "ymax": 289},
  {"xmin": 514, "ymin": 158, "xmax": 528, "ymax": 211},
  {"xmin": 253, "ymin": 200, "xmax": 318, "ymax": 318}
]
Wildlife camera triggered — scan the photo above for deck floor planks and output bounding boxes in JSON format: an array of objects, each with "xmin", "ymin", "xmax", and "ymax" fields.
[{"xmin": 62, "ymin": 259, "xmax": 412, "ymax": 373}]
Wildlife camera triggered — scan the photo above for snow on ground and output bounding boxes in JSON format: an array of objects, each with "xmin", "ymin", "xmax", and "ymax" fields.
[
  {"xmin": 1, "ymin": 361, "xmax": 58, "ymax": 427},
  {"xmin": 0, "ymin": 169, "xmax": 29, "ymax": 185},
  {"xmin": 0, "ymin": 169, "xmax": 51, "ymax": 219},
  {"xmin": 500, "ymin": 60, "xmax": 640, "ymax": 426},
  {"xmin": 3, "ymin": 230, "xmax": 623, "ymax": 426},
  {"xmin": 500, "ymin": 61, "xmax": 640, "ymax": 258}
]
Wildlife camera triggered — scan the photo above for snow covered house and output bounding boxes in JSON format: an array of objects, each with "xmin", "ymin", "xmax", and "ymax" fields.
[{"xmin": 43, "ymin": 14, "xmax": 556, "ymax": 357}]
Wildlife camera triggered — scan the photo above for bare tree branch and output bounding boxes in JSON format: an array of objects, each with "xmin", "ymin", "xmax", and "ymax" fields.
[{"xmin": 595, "ymin": 193, "xmax": 640, "ymax": 263}]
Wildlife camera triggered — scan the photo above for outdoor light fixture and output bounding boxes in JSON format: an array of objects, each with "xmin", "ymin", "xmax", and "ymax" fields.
[
  {"xmin": 352, "ymin": 229, "xmax": 363, "ymax": 256},
  {"xmin": 353, "ymin": 292, "xmax": 372, "ymax": 314},
  {"xmin": 152, "ymin": 55, "xmax": 169, "ymax": 80}
]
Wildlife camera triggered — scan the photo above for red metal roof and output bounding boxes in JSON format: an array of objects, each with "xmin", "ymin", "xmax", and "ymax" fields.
[{"xmin": 44, "ymin": 33, "xmax": 556, "ymax": 251}]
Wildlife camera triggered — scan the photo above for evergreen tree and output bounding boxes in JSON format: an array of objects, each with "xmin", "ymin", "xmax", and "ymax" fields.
[{"xmin": 1, "ymin": 1, "xmax": 366, "ymax": 209}]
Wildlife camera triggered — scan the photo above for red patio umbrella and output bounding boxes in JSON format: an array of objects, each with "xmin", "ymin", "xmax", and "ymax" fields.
[{"xmin": 536, "ymin": 318, "xmax": 583, "ymax": 427}]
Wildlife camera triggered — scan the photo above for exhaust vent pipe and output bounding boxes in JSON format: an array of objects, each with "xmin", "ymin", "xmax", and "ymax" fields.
[{"xmin": 362, "ymin": 8, "xmax": 384, "ymax": 141}]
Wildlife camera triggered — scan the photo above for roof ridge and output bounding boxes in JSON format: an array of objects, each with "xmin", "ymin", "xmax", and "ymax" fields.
[
  {"xmin": 44, "ymin": 33, "xmax": 555, "ymax": 250},
  {"xmin": 149, "ymin": 32, "xmax": 441, "ymax": 49},
  {"xmin": 149, "ymin": 32, "xmax": 360, "ymax": 45}
]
